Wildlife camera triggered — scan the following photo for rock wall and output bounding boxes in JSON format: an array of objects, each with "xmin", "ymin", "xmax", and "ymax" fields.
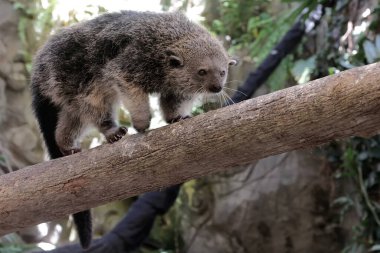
[
  {"xmin": 182, "ymin": 150, "xmax": 344, "ymax": 253},
  {"xmin": 0, "ymin": 0, "xmax": 46, "ymax": 244},
  {"xmin": 0, "ymin": 0, "xmax": 43, "ymax": 175}
]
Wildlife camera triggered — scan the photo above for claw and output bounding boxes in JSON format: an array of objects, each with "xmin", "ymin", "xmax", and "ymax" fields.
[
  {"xmin": 60, "ymin": 148, "xmax": 81, "ymax": 156},
  {"xmin": 120, "ymin": 126, "xmax": 128, "ymax": 134},
  {"xmin": 105, "ymin": 126, "xmax": 128, "ymax": 144},
  {"xmin": 170, "ymin": 115, "xmax": 191, "ymax": 124}
]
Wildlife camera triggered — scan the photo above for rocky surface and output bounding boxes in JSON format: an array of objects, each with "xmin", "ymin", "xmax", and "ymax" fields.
[
  {"xmin": 0, "ymin": 0, "xmax": 45, "ymax": 244},
  {"xmin": 0, "ymin": 0, "xmax": 43, "ymax": 174},
  {"xmin": 182, "ymin": 150, "xmax": 344, "ymax": 253}
]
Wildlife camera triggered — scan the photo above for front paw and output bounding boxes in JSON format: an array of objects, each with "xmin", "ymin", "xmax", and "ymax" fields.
[
  {"xmin": 105, "ymin": 126, "xmax": 128, "ymax": 143},
  {"xmin": 169, "ymin": 115, "xmax": 191, "ymax": 124}
]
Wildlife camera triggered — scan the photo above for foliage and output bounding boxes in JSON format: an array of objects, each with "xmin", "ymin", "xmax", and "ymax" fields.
[
  {"xmin": 209, "ymin": 0, "xmax": 323, "ymax": 61},
  {"xmin": 328, "ymin": 137, "xmax": 380, "ymax": 253},
  {"xmin": 362, "ymin": 35, "xmax": 380, "ymax": 64},
  {"xmin": 0, "ymin": 234, "xmax": 39, "ymax": 253},
  {"xmin": 209, "ymin": 0, "xmax": 380, "ymax": 252},
  {"xmin": 139, "ymin": 201, "xmax": 184, "ymax": 253},
  {"xmin": 313, "ymin": 2, "xmax": 380, "ymax": 252},
  {"xmin": 206, "ymin": 0, "xmax": 328, "ymax": 91},
  {"xmin": 13, "ymin": 0, "xmax": 56, "ymax": 72}
]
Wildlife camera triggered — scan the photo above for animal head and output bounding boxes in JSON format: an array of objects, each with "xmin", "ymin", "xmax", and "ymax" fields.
[{"xmin": 164, "ymin": 38, "xmax": 237, "ymax": 96}]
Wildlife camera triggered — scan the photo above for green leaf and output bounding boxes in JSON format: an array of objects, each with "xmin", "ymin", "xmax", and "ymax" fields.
[
  {"xmin": 367, "ymin": 147, "xmax": 380, "ymax": 159},
  {"xmin": 332, "ymin": 196, "xmax": 353, "ymax": 206},
  {"xmin": 291, "ymin": 56, "xmax": 316, "ymax": 84},
  {"xmin": 363, "ymin": 40, "xmax": 379, "ymax": 64},
  {"xmin": 357, "ymin": 151, "xmax": 369, "ymax": 161}
]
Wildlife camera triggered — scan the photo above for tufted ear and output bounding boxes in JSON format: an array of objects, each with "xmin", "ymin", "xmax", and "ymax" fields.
[
  {"xmin": 229, "ymin": 58, "xmax": 238, "ymax": 66},
  {"xmin": 166, "ymin": 50, "xmax": 183, "ymax": 67}
]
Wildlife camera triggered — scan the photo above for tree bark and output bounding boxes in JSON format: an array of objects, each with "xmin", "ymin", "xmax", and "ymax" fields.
[{"xmin": 0, "ymin": 62, "xmax": 379, "ymax": 236}]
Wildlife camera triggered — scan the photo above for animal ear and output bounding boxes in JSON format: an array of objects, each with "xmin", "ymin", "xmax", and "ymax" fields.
[
  {"xmin": 166, "ymin": 50, "xmax": 183, "ymax": 67},
  {"xmin": 169, "ymin": 55, "xmax": 183, "ymax": 67},
  {"xmin": 229, "ymin": 58, "xmax": 238, "ymax": 66}
]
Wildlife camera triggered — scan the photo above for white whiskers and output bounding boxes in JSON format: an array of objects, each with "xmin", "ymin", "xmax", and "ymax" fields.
[
  {"xmin": 222, "ymin": 90, "xmax": 235, "ymax": 105},
  {"xmin": 223, "ymin": 87, "xmax": 248, "ymax": 97}
]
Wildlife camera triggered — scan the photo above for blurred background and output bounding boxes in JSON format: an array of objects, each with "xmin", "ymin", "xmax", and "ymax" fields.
[{"xmin": 0, "ymin": 0, "xmax": 380, "ymax": 252}]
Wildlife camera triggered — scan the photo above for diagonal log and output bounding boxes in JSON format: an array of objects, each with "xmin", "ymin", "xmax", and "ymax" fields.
[{"xmin": 0, "ymin": 62, "xmax": 380, "ymax": 236}]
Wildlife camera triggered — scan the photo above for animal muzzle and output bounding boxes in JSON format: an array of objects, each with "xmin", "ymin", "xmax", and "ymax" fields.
[{"xmin": 208, "ymin": 84, "xmax": 222, "ymax": 93}]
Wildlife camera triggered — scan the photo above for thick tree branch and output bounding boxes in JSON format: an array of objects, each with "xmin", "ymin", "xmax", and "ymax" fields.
[{"xmin": 0, "ymin": 63, "xmax": 380, "ymax": 236}]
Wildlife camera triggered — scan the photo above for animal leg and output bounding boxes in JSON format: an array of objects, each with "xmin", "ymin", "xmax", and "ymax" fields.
[
  {"xmin": 121, "ymin": 87, "xmax": 151, "ymax": 132},
  {"xmin": 55, "ymin": 111, "xmax": 84, "ymax": 156},
  {"xmin": 160, "ymin": 93, "xmax": 192, "ymax": 123}
]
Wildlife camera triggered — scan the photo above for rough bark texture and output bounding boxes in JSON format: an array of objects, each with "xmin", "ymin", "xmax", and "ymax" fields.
[{"xmin": 0, "ymin": 62, "xmax": 379, "ymax": 236}]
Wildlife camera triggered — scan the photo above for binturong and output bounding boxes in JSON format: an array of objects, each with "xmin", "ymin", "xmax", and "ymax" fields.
[{"xmin": 30, "ymin": 10, "xmax": 236, "ymax": 249}]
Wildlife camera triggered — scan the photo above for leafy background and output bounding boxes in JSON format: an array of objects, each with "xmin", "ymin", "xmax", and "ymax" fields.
[{"xmin": 0, "ymin": 0, "xmax": 380, "ymax": 252}]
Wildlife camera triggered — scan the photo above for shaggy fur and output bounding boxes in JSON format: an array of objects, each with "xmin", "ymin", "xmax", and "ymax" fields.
[{"xmin": 31, "ymin": 11, "xmax": 235, "ymax": 249}]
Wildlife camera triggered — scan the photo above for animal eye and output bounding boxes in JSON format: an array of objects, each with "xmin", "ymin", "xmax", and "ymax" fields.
[
  {"xmin": 220, "ymin": 70, "xmax": 226, "ymax": 77},
  {"xmin": 198, "ymin": 69, "xmax": 207, "ymax": 76}
]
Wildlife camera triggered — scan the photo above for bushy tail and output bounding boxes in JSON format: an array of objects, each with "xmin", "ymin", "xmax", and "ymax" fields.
[
  {"xmin": 73, "ymin": 211, "xmax": 93, "ymax": 249},
  {"xmin": 31, "ymin": 88, "xmax": 62, "ymax": 159},
  {"xmin": 31, "ymin": 86, "xmax": 92, "ymax": 249}
]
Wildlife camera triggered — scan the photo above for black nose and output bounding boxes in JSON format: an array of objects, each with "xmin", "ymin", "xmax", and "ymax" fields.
[{"xmin": 208, "ymin": 85, "xmax": 222, "ymax": 93}]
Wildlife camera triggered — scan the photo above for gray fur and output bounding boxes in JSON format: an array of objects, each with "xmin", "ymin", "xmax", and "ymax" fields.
[
  {"xmin": 31, "ymin": 10, "xmax": 235, "ymax": 151},
  {"xmin": 31, "ymin": 10, "xmax": 235, "ymax": 248}
]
